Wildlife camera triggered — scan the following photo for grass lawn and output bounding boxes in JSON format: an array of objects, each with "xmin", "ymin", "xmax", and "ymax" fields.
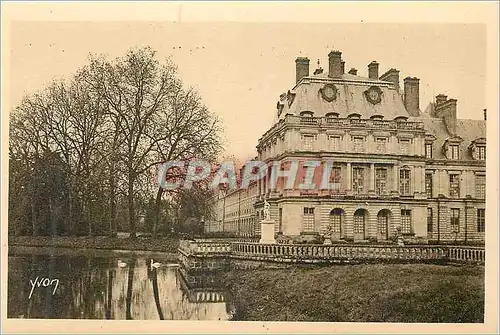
[
  {"xmin": 222, "ymin": 264, "xmax": 484, "ymax": 322},
  {"xmin": 9, "ymin": 235, "xmax": 180, "ymax": 254}
]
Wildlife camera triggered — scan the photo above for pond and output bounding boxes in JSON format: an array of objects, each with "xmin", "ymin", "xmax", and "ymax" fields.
[{"xmin": 7, "ymin": 247, "xmax": 234, "ymax": 320}]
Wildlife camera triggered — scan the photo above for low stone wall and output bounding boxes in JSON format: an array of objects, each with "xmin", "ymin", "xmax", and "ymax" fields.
[{"xmin": 178, "ymin": 239, "xmax": 485, "ymax": 267}]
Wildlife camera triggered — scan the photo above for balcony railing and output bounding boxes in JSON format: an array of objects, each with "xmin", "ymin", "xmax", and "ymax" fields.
[{"xmin": 286, "ymin": 115, "xmax": 425, "ymax": 130}]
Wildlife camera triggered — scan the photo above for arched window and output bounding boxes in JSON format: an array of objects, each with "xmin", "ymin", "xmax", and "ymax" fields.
[
  {"xmin": 377, "ymin": 209, "xmax": 391, "ymax": 240},
  {"xmin": 328, "ymin": 209, "xmax": 344, "ymax": 239},
  {"xmin": 353, "ymin": 209, "xmax": 367, "ymax": 240}
]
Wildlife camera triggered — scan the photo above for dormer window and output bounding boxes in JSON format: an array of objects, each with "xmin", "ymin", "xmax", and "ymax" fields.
[
  {"xmin": 470, "ymin": 138, "xmax": 486, "ymax": 161},
  {"xmin": 325, "ymin": 112, "xmax": 339, "ymax": 118},
  {"xmin": 443, "ymin": 136, "xmax": 463, "ymax": 160},
  {"xmin": 394, "ymin": 116, "xmax": 408, "ymax": 122},
  {"xmin": 449, "ymin": 145, "xmax": 459, "ymax": 159},
  {"xmin": 370, "ymin": 115, "xmax": 384, "ymax": 121},
  {"xmin": 424, "ymin": 134, "xmax": 436, "ymax": 159},
  {"xmin": 425, "ymin": 143, "xmax": 433, "ymax": 159},
  {"xmin": 300, "ymin": 111, "xmax": 314, "ymax": 118},
  {"xmin": 478, "ymin": 146, "xmax": 486, "ymax": 160},
  {"xmin": 348, "ymin": 113, "xmax": 361, "ymax": 119}
]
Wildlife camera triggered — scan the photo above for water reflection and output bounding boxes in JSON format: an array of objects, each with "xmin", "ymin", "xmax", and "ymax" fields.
[{"xmin": 8, "ymin": 251, "xmax": 233, "ymax": 320}]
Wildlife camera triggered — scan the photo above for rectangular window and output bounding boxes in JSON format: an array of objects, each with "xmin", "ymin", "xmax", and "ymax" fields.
[
  {"xmin": 302, "ymin": 207, "xmax": 315, "ymax": 232},
  {"xmin": 425, "ymin": 173, "xmax": 433, "ymax": 198},
  {"xmin": 425, "ymin": 143, "xmax": 433, "ymax": 158},
  {"xmin": 451, "ymin": 208, "xmax": 460, "ymax": 233},
  {"xmin": 399, "ymin": 169, "xmax": 411, "ymax": 195},
  {"xmin": 302, "ymin": 135, "xmax": 314, "ymax": 151},
  {"xmin": 399, "ymin": 139, "xmax": 411, "ymax": 154},
  {"xmin": 449, "ymin": 174, "xmax": 460, "ymax": 198},
  {"xmin": 375, "ymin": 168, "xmax": 387, "ymax": 195},
  {"xmin": 352, "ymin": 167, "xmax": 364, "ymax": 194},
  {"xmin": 478, "ymin": 146, "xmax": 486, "ymax": 160},
  {"xmin": 476, "ymin": 174, "xmax": 486, "ymax": 199},
  {"xmin": 329, "ymin": 166, "xmax": 342, "ymax": 192},
  {"xmin": 376, "ymin": 137, "xmax": 387, "ymax": 153},
  {"xmin": 401, "ymin": 209, "xmax": 412, "ymax": 234},
  {"xmin": 352, "ymin": 136, "xmax": 365, "ymax": 153},
  {"xmin": 427, "ymin": 208, "xmax": 433, "ymax": 233},
  {"xmin": 329, "ymin": 135, "xmax": 341, "ymax": 151},
  {"xmin": 477, "ymin": 208, "xmax": 485, "ymax": 233},
  {"xmin": 450, "ymin": 145, "xmax": 459, "ymax": 159}
]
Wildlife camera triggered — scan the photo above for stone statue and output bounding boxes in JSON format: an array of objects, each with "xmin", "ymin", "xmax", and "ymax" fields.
[
  {"xmin": 323, "ymin": 224, "xmax": 334, "ymax": 245},
  {"xmin": 259, "ymin": 198, "xmax": 275, "ymax": 244},
  {"xmin": 325, "ymin": 224, "xmax": 334, "ymax": 238},
  {"xmin": 263, "ymin": 199, "xmax": 271, "ymax": 220},
  {"xmin": 396, "ymin": 226, "xmax": 405, "ymax": 247}
]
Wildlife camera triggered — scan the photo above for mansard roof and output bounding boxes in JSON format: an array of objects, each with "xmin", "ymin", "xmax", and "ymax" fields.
[
  {"xmin": 421, "ymin": 117, "xmax": 486, "ymax": 161},
  {"xmin": 277, "ymin": 72, "xmax": 410, "ymax": 121}
]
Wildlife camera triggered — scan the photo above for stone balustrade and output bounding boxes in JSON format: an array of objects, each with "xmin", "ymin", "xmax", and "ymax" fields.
[
  {"xmin": 285, "ymin": 115, "xmax": 425, "ymax": 130},
  {"xmin": 447, "ymin": 246, "xmax": 485, "ymax": 263},
  {"xmin": 188, "ymin": 241, "xmax": 232, "ymax": 255},
  {"xmin": 231, "ymin": 243, "xmax": 447, "ymax": 263},
  {"xmin": 178, "ymin": 240, "xmax": 484, "ymax": 265}
]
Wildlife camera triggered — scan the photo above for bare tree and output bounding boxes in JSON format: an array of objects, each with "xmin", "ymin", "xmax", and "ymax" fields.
[
  {"xmin": 152, "ymin": 86, "xmax": 223, "ymax": 236},
  {"xmin": 9, "ymin": 46, "xmax": 223, "ymax": 239}
]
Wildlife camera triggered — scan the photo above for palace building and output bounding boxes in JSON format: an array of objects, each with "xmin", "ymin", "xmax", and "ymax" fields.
[{"xmin": 205, "ymin": 50, "xmax": 486, "ymax": 244}]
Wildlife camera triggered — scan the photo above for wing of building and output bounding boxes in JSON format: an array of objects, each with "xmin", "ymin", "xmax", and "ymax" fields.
[{"xmin": 206, "ymin": 50, "xmax": 486, "ymax": 244}]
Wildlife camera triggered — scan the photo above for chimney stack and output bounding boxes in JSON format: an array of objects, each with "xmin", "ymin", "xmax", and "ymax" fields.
[
  {"xmin": 295, "ymin": 57, "xmax": 310, "ymax": 83},
  {"xmin": 435, "ymin": 98, "xmax": 458, "ymax": 135},
  {"xmin": 403, "ymin": 77, "xmax": 420, "ymax": 116},
  {"xmin": 328, "ymin": 51, "xmax": 343, "ymax": 78},
  {"xmin": 368, "ymin": 61, "xmax": 379, "ymax": 79},
  {"xmin": 348, "ymin": 68, "xmax": 358, "ymax": 75},
  {"xmin": 484, "ymin": 108, "xmax": 487, "ymax": 121},
  {"xmin": 379, "ymin": 68, "xmax": 400, "ymax": 92},
  {"xmin": 435, "ymin": 94, "xmax": 448, "ymax": 106},
  {"xmin": 341, "ymin": 61, "xmax": 345, "ymax": 74}
]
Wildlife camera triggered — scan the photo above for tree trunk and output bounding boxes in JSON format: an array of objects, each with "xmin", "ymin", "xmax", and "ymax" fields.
[
  {"xmin": 85, "ymin": 194, "xmax": 93, "ymax": 237},
  {"xmin": 128, "ymin": 175, "xmax": 136, "ymax": 239},
  {"xmin": 68, "ymin": 191, "xmax": 74, "ymax": 236},
  {"xmin": 49, "ymin": 197, "xmax": 57, "ymax": 237},
  {"xmin": 31, "ymin": 199, "xmax": 38, "ymax": 237},
  {"xmin": 153, "ymin": 187, "xmax": 163, "ymax": 238},
  {"xmin": 109, "ymin": 173, "xmax": 117, "ymax": 236}
]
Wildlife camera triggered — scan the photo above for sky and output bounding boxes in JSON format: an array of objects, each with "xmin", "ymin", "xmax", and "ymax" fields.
[{"xmin": 9, "ymin": 22, "xmax": 486, "ymax": 162}]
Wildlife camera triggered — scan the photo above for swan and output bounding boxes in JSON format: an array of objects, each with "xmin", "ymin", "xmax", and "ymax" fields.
[
  {"xmin": 150, "ymin": 259, "xmax": 161, "ymax": 270},
  {"xmin": 117, "ymin": 259, "xmax": 127, "ymax": 268}
]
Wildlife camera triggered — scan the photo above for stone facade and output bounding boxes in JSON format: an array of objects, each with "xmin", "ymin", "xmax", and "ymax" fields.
[{"xmin": 207, "ymin": 50, "xmax": 486, "ymax": 244}]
